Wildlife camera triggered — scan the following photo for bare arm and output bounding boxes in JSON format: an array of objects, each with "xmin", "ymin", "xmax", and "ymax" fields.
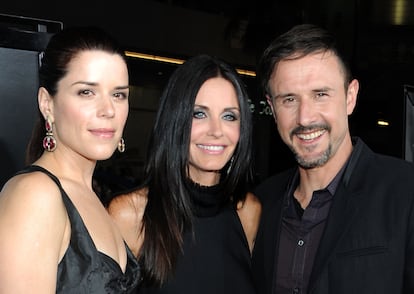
[
  {"xmin": 107, "ymin": 189, "xmax": 147, "ymax": 257},
  {"xmin": 237, "ymin": 192, "xmax": 262, "ymax": 254},
  {"xmin": 0, "ymin": 173, "xmax": 68, "ymax": 294}
]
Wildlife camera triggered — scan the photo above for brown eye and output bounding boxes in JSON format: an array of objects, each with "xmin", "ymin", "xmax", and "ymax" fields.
[
  {"xmin": 114, "ymin": 92, "xmax": 128, "ymax": 100},
  {"xmin": 78, "ymin": 89, "xmax": 93, "ymax": 97}
]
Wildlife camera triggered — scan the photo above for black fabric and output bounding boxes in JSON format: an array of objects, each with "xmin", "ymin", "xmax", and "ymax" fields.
[
  {"xmin": 138, "ymin": 181, "xmax": 256, "ymax": 294},
  {"xmin": 18, "ymin": 165, "xmax": 141, "ymax": 294},
  {"xmin": 275, "ymin": 173, "xmax": 335, "ymax": 294},
  {"xmin": 252, "ymin": 138, "xmax": 414, "ymax": 294},
  {"xmin": 185, "ymin": 179, "xmax": 228, "ymax": 217}
]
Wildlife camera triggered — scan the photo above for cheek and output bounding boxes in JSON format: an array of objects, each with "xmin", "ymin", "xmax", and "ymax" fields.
[
  {"xmin": 118, "ymin": 105, "xmax": 129, "ymax": 126},
  {"xmin": 57, "ymin": 105, "xmax": 87, "ymax": 127},
  {"xmin": 188, "ymin": 145, "xmax": 195, "ymax": 158},
  {"xmin": 190, "ymin": 120, "xmax": 208, "ymax": 141},
  {"xmin": 274, "ymin": 110, "xmax": 293, "ymax": 128},
  {"xmin": 226, "ymin": 124, "xmax": 240, "ymax": 144},
  {"xmin": 323, "ymin": 102, "xmax": 347, "ymax": 122}
]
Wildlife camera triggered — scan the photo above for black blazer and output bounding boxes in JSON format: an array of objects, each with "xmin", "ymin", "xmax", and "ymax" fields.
[{"xmin": 252, "ymin": 138, "xmax": 414, "ymax": 294}]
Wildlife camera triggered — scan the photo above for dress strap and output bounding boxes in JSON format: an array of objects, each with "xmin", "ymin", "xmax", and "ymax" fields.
[
  {"xmin": 18, "ymin": 165, "xmax": 61, "ymax": 186},
  {"xmin": 16, "ymin": 165, "xmax": 74, "ymax": 211}
]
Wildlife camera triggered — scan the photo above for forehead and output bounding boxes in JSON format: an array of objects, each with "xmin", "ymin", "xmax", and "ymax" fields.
[
  {"xmin": 195, "ymin": 77, "xmax": 239, "ymax": 106},
  {"xmin": 63, "ymin": 50, "xmax": 128, "ymax": 81},
  {"xmin": 269, "ymin": 51, "xmax": 345, "ymax": 93},
  {"xmin": 68, "ymin": 50, "xmax": 124, "ymax": 68}
]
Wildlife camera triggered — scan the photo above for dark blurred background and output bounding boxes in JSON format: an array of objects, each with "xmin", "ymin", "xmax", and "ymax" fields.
[{"xmin": 1, "ymin": 0, "xmax": 414, "ymax": 200}]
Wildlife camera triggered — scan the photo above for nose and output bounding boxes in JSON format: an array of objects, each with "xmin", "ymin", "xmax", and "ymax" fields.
[
  {"xmin": 296, "ymin": 97, "xmax": 316, "ymax": 126},
  {"xmin": 207, "ymin": 117, "xmax": 223, "ymax": 138},
  {"xmin": 98, "ymin": 96, "xmax": 115, "ymax": 118}
]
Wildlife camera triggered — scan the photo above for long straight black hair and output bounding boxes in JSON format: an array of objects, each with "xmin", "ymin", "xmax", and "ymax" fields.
[{"xmin": 140, "ymin": 54, "xmax": 254, "ymax": 286}]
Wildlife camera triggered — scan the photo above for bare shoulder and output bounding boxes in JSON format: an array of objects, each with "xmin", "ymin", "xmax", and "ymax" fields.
[
  {"xmin": 0, "ymin": 171, "xmax": 67, "ymax": 232},
  {"xmin": 237, "ymin": 192, "xmax": 262, "ymax": 216},
  {"xmin": 236, "ymin": 192, "xmax": 262, "ymax": 253},
  {"xmin": 0, "ymin": 171, "xmax": 68, "ymax": 291},
  {"xmin": 0, "ymin": 171, "xmax": 65, "ymax": 214},
  {"xmin": 107, "ymin": 187, "xmax": 148, "ymax": 220},
  {"xmin": 107, "ymin": 187, "xmax": 148, "ymax": 257}
]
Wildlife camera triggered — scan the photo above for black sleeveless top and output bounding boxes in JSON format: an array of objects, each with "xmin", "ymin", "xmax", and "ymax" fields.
[
  {"xmin": 18, "ymin": 165, "xmax": 141, "ymax": 293},
  {"xmin": 138, "ymin": 181, "xmax": 257, "ymax": 294}
]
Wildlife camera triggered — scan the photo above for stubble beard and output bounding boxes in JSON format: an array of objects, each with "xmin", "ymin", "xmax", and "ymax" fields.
[{"xmin": 291, "ymin": 144, "xmax": 332, "ymax": 169}]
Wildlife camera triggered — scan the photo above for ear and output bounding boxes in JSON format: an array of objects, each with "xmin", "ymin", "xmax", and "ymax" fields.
[
  {"xmin": 266, "ymin": 94, "xmax": 276, "ymax": 121},
  {"xmin": 38, "ymin": 87, "xmax": 54, "ymax": 121},
  {"xmin": 346, "ymin": 79, "xmax": 359, "ymax": 115}
]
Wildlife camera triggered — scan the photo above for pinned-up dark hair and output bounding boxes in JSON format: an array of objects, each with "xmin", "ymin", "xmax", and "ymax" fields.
[{"xmin": 25, "ymin": 26, "xmax": 127, "ymax": 164}]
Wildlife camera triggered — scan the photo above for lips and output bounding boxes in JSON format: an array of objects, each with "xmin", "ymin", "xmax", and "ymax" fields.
[{"xmin": 89, "ymin": 129, "xmax": 116, "ymax": 138}]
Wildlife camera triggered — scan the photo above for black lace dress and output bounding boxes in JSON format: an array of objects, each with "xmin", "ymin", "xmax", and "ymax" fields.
[
  {"xmin": 138, "ymin": 180, "xmax": 256, "ymax": 294},
  {"xmin": 18, "ymin": 165, "xmax": 141, "ymax": 293}
]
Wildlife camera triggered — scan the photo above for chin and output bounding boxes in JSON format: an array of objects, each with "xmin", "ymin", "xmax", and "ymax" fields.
[
  {"xmin": 91, "ymin": 149, "xmax": 117, "ymax": 161},
  {"xmin": 201, "ymin": 166, "xmax": 224, "ymax": 173}
]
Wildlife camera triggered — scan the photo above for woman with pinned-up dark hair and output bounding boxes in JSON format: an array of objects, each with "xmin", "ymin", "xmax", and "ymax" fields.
[
  {"xmin": 0, "ymin": 26, "xmax": 141, "ymax": 293},
  {"xmin": 108, "ymin": 54, "xmax": 261, "ymax": 294}
]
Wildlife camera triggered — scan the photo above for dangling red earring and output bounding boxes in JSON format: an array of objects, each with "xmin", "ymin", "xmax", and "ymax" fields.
[
  {"xmin": 118, "ymin": 138, "xmax": 125, "ymax": 153},
  {"xmin": 43, "ymin": 116, "xmax": 57, "ymax": 152}
]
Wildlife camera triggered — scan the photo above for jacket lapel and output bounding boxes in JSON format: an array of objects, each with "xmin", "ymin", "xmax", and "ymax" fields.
[
  {"xmin": 308, "ymin": 138, "xmax": 367, "ymax": 292},
  {"xmin": 307, "ymin": 183, "xmax": 362, "ymax": 291}
]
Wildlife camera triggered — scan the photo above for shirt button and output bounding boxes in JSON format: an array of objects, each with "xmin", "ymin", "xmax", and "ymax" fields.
[
  {"xmin": 293, "ymin": 287, "xmax": 300, "ymax": 294},
  {"xmin": 298, "ymin": 239, "xmax": 304, "ymax": 246}
]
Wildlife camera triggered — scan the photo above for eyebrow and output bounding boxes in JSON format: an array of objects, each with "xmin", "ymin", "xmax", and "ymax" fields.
[
  {"xmin": 273, "ymin": 93, "xmax": 293, "ymax": 99},
  {"xmin": 71, "ymin": 81, "xmax": 129, "ymax": 90},
  {"xmin": 115, "ymin": 85, "xmax": 130, "ymax": 90},
  {"xmin": 194, "ymin": 104, "xmax": 240, "ymax": 112},
  {"xmin": 272, "ymin": 86, "xmax": 334, "ymax": 99},
  {"xmin": 312, "ymin": 87, "xmax": 333, "ymax": 93},
  {"xmin": 269, "ymin": 92, "xmax": 294, "ymax": 102}
]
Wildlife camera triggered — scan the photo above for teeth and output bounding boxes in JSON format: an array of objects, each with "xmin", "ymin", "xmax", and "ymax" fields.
[
  {"xmin": 197, "ymin": 145, "xmax": 224, "ymax": 151},
  {"xmin": 297, "ymin": 130, "xmax": 325, "ymax": 140}
]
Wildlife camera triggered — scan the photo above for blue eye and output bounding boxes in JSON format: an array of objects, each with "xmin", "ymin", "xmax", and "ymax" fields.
[
  {"xmin": 193, "ymin": 110, "xmax": 206, "ymax": 119},
  {"xmin": 223, "ymin": 112, "xmax": 238, "ymax": 121}
]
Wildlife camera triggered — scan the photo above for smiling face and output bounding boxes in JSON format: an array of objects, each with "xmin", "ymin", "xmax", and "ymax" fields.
[
  {"xmin": 40, "ymin": 50, "xmax": 129, "ymax": 161},
  {"xmin": 188, "ymin": 77, "xmax": 240, "ymax": 185},
  {"xmin": 267, "ymin": 51, "xmax": 359, "ymax": 169}
]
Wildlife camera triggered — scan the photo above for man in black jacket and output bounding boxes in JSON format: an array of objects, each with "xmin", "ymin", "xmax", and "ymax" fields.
[{"xmin": 252, "ymin": 23, "xmax": 414, "ymax": 294}]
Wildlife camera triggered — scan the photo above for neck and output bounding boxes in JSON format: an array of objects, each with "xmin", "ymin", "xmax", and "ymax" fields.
[
  {"xmin": 189, "ymin": 170, "xmax": 221, "ymax": 187},
  {"xmin": 35, "ymin": 151, "xmax": 96, "ymax": 189},
  {"xmin": 295, "ymin": 136, "xmax": 353, "ymax": 208}
]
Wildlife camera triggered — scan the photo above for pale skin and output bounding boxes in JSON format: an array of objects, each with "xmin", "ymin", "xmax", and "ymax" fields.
[
  {"xmin": 108, "ymin": 77, "xmax": 261, "ymax": 256},
  {"xmin": 0, "ymin": 50, "xmax": 130, "ymax": 293},
  {"xmin": 266, "ymin": 51, "xmax": 359, "ymax": 209}
]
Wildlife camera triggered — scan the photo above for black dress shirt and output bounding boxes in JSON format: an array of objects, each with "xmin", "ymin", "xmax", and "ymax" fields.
[{"xmin": 275, "ymin": 166, "xmax": 345, "ymax": 294}]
